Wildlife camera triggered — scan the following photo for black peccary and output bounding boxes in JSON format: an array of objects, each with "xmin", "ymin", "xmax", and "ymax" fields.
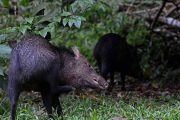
[
  {"xmin": 8, "ymin": 35, "xmax": 108, "ymax": 120},
  {"xmin": 94, "ymin": 33, "xmax": 143, "ymax": 91}
]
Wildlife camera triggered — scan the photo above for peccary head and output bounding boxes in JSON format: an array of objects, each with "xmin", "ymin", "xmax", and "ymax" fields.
[{"xmin": 60, "ymin": 47, "xmax": 108, "ymax": 90}]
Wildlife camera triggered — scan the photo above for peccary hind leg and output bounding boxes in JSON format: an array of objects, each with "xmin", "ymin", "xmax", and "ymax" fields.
[
  {"xmin": 52, "ymin": 95, "xmax": 62, "ymax": 116},
  {"xmin": 9, "ymin": 84, "xmax": 21, "ymax": 120},
  {"xmin": 52, "ymin": 85, "xmax": 74, "ymax": 116}
]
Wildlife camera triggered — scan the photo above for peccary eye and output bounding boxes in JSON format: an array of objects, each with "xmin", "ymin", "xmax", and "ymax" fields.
[
  {"xmin": 85, "ymin": 63, "xmax": 91, "ymax": 67},
  {"xmin": 93, "ymin": 78, "xmax": 98, "ymax": 82}
]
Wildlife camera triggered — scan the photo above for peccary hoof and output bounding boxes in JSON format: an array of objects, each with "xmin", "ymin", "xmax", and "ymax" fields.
[
  {"xmin": 121, "ymin": 87, "xmax": 126, "ymax": 91},
  {"xmin": 107, "ymin": 85, "xmax": 113, "ymax": 92},
  {"xmin": 105, "ymin": 90, "xmax": 111, "ymax": 95}
]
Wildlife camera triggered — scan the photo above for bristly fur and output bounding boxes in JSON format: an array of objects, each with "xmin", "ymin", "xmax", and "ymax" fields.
[
  {"xmin": 8, "ymin": 34, "xmax": 108, "ymax": 120},
  {"xmin": 94, "ymin": 33, "xmax": 143, "ymax": 91}
]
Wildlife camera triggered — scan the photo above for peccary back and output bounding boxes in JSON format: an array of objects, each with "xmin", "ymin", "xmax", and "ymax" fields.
[
  {"xmin": 8, "ymin": 35, "xmax": 108, "ymax": 120},
  {"xmin": 94, "ymin": 33, "xmax": 143, "ymax": 91}
]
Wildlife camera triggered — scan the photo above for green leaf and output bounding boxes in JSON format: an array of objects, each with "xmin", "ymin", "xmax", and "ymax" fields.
[
  {"xmin": 20, "ymin": 0, "xmax": 29, "ymax": 6},
  {"xmin": 37, "ymin": 6, "xmax": 60, "ymax": 24},
  {"xmin": 68, "ymin": 19, "xmax": 75, "ymax": 28},
  {"xmin": 48, "ymin": 23, "xmax": 55, "ymax": 31},
  {"xmin": 39, "ymin": 28, "xmax": 49, "ymax": 38},
  {"xmin": 74, "ymin": 20, "xmax": 81, "ymax": 28},
  {"xmin": 61, "ymin": 11, "xmax": 71, "ymax": 17},
  {"xmin": 19, "ymin": 25, "xmax": 31, "ymax": 34},
  {"xmin": 38, "ymin": 11, "xmax": 56, "ymax": 24},
  {"xmin": 80, "ymin": 16, "xmax": 86, "ymax": 21},
  {"xmin": 39, "ymin": 23, "xmax": 55, "ymax": 37},
  {"xmin": 25, "ymin": 17, "xmax": 34, "ymax": 24},
  {"xmin": 69, "ymin": 16, "xmax": 85, "ymax": 28},
  {"xmin": 0, "ymin": 27, "xmax": 18, "ymax": 34},
  {"xmin": 63, "ymin": 18, "xmax": 69, "ymax": 26},
  {"xmin": 0, "ymin": 65, "xmax": 3, "ymax": 76},
  {"xmin": 0, "ymin": 45, "xmax": 11, "ymax": 59},
  {"xmin": 32, "ymin": 2, "xmax": 49, "ymax": 16},
  {"xmin": 2, "ymin": 0, "xmax": 10, "ymax": 7},
  {"xmin": 54, "ymin": 15, "xmax": 61, "ymax": 23},
  {"xmin": 71, "ymin": 0, "xmax": 95, "ymax": 13},
  {"xmin": 0, "ymin": 34, "xmax": 8, "ymax": 42}
]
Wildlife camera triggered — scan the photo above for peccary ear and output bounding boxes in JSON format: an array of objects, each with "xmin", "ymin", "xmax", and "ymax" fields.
[
  {"xmin": 71, "ymin": 46, "xmax": 80, "ymax": 59},
  {"xmin": 8, "ymin": 40, "xmax": 17, "ymax": 48}
]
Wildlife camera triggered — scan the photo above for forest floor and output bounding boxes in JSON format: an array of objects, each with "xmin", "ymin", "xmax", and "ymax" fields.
[{"xmin": 0, "ymin": 79, "xmax": 180, "ymax": 120}]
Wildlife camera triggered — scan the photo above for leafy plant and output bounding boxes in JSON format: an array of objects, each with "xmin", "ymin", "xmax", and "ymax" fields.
[
  {"xmin": 0, "ymin": 0, "xmax": 97, "ymax": 89},
  {"xmin": 0, "ymin": 0, "xmax": 150, "ymax": 90}
]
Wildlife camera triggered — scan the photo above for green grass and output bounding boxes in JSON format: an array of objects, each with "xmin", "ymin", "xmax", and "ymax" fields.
[{"xmin": 0, "ymin": 91, "xmax": 180, "ymax": 120}]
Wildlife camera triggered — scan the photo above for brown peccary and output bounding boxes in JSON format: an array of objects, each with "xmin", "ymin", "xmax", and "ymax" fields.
[
  {"xmin": 93, "ymin": 33, "xmax": 143, "ymax": 91},
  {"xmin": 8, "ymin": 35, "xmax": 108, "ymax": 120}
]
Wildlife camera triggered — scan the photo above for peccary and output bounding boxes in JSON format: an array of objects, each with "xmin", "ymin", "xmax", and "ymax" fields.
[
  {"xmin": 94, "ymin": 33, "xmax": 143, "ymax": 91},
  {"xmin": 8, "ymin": 35, "xmax": 108, "ymax": 120}
]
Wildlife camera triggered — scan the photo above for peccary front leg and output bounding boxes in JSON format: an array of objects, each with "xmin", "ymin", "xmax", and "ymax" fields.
[
  {"xmin": 40, "ymin": 90, "xmax": 53, "ymax": 118},
  {"xmin": 108, "ymin": 72, "xmax": 114, "ymax": 91},
  {"xmin": 110, "ymin": 72, "xmax": 115, "ymax": 86},
  {"xmin": 52, "ymin": 86, "xmax": 72, "ymax": 115},
  {"xmin": 52, "ymin": 85, "xmax": 74, "ymax": 116},
  {"xmin": 100, "ymin": 64, "xmax": 108, "ymax": 80},
  {"xmin": 8, "ymin": 84, "xmax": 21, "ymax": 120},
  {"xmin": 55, "ymin": 85, "xmax": 74, "ymax": 95},
  {"xmin": 121, "ymin": 72, "xmax": 126, "ymax": 91}
]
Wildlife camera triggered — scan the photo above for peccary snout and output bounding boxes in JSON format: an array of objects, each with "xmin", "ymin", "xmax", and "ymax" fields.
[
  {"xmin": 82, "ymin": 74, "xmax": 108, "ymax": 90},
  {"xmin": 96, "ymin": 76, "xmax": 109, "ymax": 89}
]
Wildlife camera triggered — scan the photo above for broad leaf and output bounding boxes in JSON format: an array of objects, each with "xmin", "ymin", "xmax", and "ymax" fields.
[
  {"xmin": 19, "ymin": 25, "xmax": 31, "ymax": 34},
  {"xmin": 54, "ymin": 15, "xmax": 61, "ymax": 23},
  {"xmin": 39, "ymin": 27, "xmax": 50, "ymax": 38},
  {"xmin": 63, "ymin": 18, "xmax": 69, "ymax": 27},
  {"xmin": 1, "ymin": 0, "xmax": 10, "ymax": 7},
  {"xmin": 0, "ymin": 34, "xmax": 8, "ymax": 42},
  {"xmin": 0, "ymin": 45, "xmax": 11, "ymax": 59},
  {"xmin": 0, "ymin": 27, "xmax": 17, "ymax": 34},
  {"xmin": 80, "ymin": 16, "xmax": 86, "ymax": 21},
  {"xmin": 32, "ymin": 2, "xmax": 49, "ymax": 16},
  {"xmin": 25, "ymin": 17, "xmax": 34, "ymax": 24},
  {"xmin": 74, "ymin": 20, "xmax": 81, "ymax": 28},
  {"xmin": 38, "ymin": 10, "xmax": 57, "ymax": 24},
  {"xmin": 0, "ymin": 65, "xmax": 3, "ymax": 76},
  {"xmin": 38, "ymin": 15, "xmax": 53, "ymax": 24},
  {"xmin": 39, "ymin": 23, "xmax": 55, "ymax": 38},
  {"xmin": 68, "ymin": 18, "xmax": 75, "ymax": 28},
  {"xmin": 20, "ymin": 0, "xmax": 29, "ymax": 6},
  {"xmin": 61, "ymin": 11, "xmax": 71, "ymax": 17}
]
